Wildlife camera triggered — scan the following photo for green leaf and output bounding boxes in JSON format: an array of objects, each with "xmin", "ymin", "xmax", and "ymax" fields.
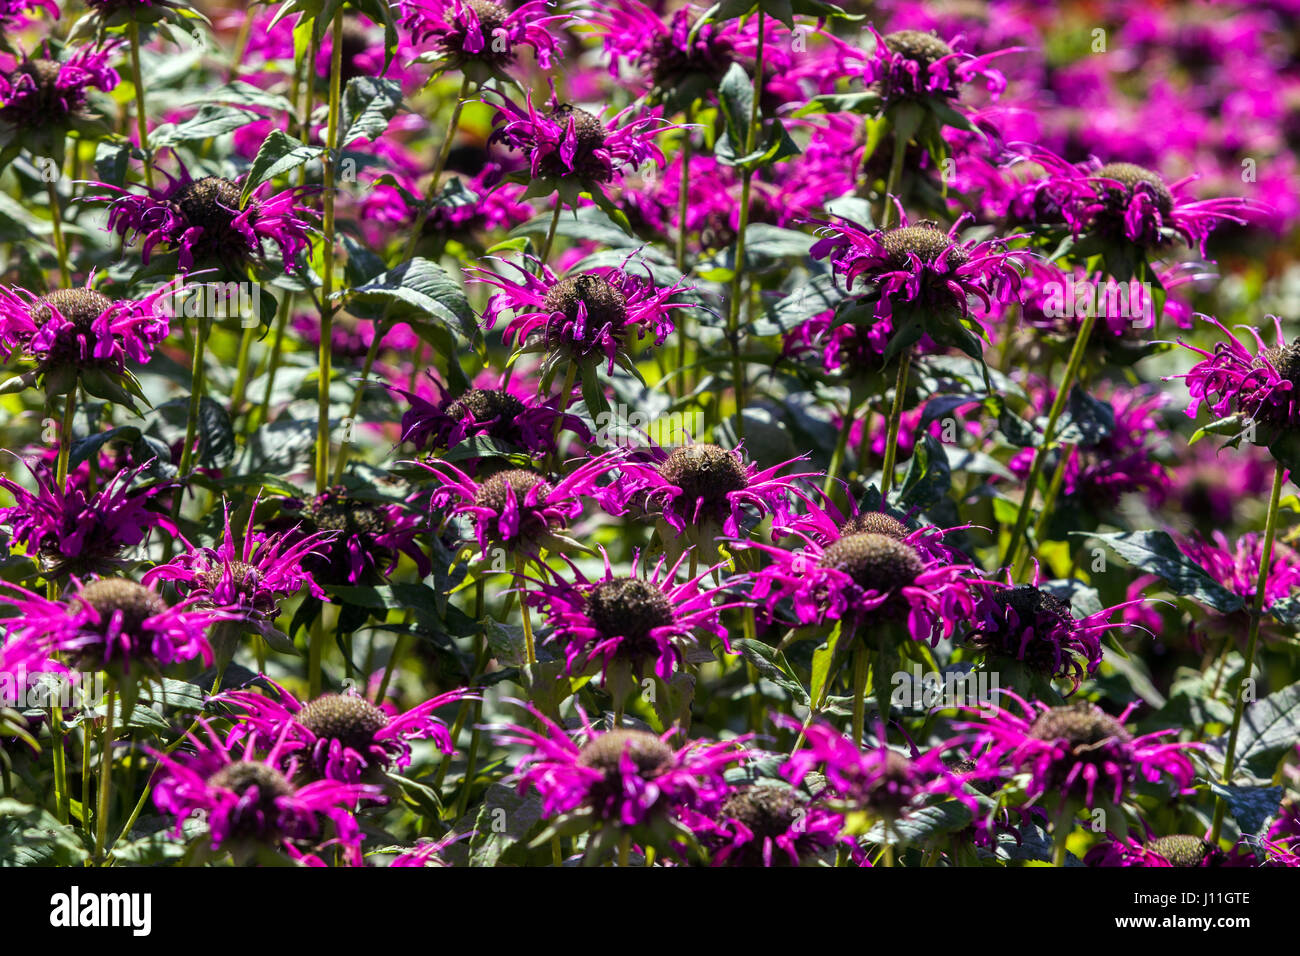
[
  {"xmin": 0, "ymin": 799, "xmax": 89, "ymax": 866},
  {"xmin": 150, "ymin": 105, "xmax": 258, "ymax": 148},
  {"xmin": 734, "ymin": 638, "xmax": 810, "ymax": 705},
  {"xmin": 242, "ymin": 130, "xmax": 319, "ymax": 202},
  {"xmin": 1080, "ymin": 530, "xmax": 1245, "ymax": 614},
  {"xmin": 343, "ymin": 257, "xmax": 477, "ymax": 340},
  {"xmin": 339, "ymin": 76, "xmax": 404, "ymax": 148},
  {"xmin": 894, "ymin": 433, "xmax": 951, "ymax": 510},
  {"xmin": 468, "ymin": 783, "xmax": 545, "ymax": 867},
  {"xmin": 1233, "ymin": 682, "xmax": 1300, "ymax": 779},
  {"xmin": 860, "ymin": 799, "xmax": 972, "ymax": 844},
  {"xmin": 1207, "ymin": 783, "xmax": 1283, "ymax": 837}
]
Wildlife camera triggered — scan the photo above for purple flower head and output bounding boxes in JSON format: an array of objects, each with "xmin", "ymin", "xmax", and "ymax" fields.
[
  {"xmin": 389, "ymin": 831, "xmax": 469, "ymax": 867},
  {"xmin": 1008, "ymin": 149, "xmax": 1262, "ymax": 258},
  {"xmin": 612, "ymin": 441, "xmax": 820, "ymax": 541},
  {"xmin": 0, "ymin": 278, "xmax": 173, "ymax": 400},
  {"xmin": 0, "ymin": 456, "xmax": 175, "ymax": 580},
  {"xmin": 809, "ymin": 209, "xmax": 1024, "ymax": 357},
  {"xmin": 220, "ymin": 681, "xmax": 473, "ymax": 784},
  {"xmin": 585, "ymin": 0, "xmax": 740, "ymax": 105},
  {"xmin": 399, "ymin": 0, "xmax": 567, "ymax": 74},
  {"xmin": 91, "ymin": 158, "xmax": 316, "ymax": 275},
  {"xmin": 702, "ymin": 783, "xmax": 850, "ymax": 867},
  {"xmin": 418, "ymin": 453, "xmax": 624, "ymax": 559},
  {"xmin": 776, "ymin": 715, "xmax": 973, "ymax": 821},
  {"xmin": 526, "ymin": 547, "xmax": 745, "ymax": 683},
  {"xmin": 474, "ymin": 255, "xmax": 691, "ymax": 376},
  {"xmin": 968, "ymin": 567, "xmax": 1143, "ymax": 694},
  {"xmin": 1084, "ymin": 832, "xmax": 1257, "ymax": 867},
  {"xmin": 499, "ymin": 704, "xmax": 746, "ymax": 830},
  {"xmin": 287, "ymin": 486, "xmax": 431, "ymax": 586},
  {"xmin": 0, "ymin": 575, "xmax": 224, "ymax": 677},
  {"xmin": 747, "ymin": 517, "xmax": 983, "ymax": 645},
  {"xmin": 1174, "ymin": 314, "xmax": 1300, "ymax": 432},
  {"xmin": 142, "ymin": 497, "xmax": 336, "ymax": 641},
  {"xmin": 848, "ymin": 25, "xmax": 1017, "ymax": 107},
  {"xmin": 957, "ymin": 693, "xmax": 1199, "ymax": 810},
  {"xmin": 487, "ymin": 89, "xmax": 673, "ymax": 187},
  {"xmin": 1179, "ymin": 531, "xmax": 1300, "ymax": 628},
  {"xmin": 0, "ymin": 43, "xmax": 118, "ymax": 135},
  {"xmin": 397, "ymin": 371, "xmax": 589, "ymax": 457},
  {"xmin": 152, "ymin": 721, "xmax": 380, "ymax": 865}
]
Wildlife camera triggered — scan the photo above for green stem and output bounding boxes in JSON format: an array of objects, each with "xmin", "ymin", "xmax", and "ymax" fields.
[
  {"xmin": 128, "ymin": 22, "xmax": 153, "ymax": 188},
  {"xmin": 308, "ymin": 613, "xmax": 326, "ymax": 699},
  {"xmin": 331, "ymin": 323, "xmax": 386, "ymax": 484},
  {"xmin": 315, "ymin": 11, "xmax": 346, "ymax": 494},
  {"xmin": 228, "ymin": 322, "xmax": 257, "ymax": 418},
  {"xmin": 673, "ymin": 106, "xmax": 695, "ymax": 397},
  {"xmin": 618, "ymin": 832, "xmax": 631, "ymax": 867},
  {"xmin": 881, "ymin": 125, "xmax": 908, "ymax": 228},
  {"xmin": 1052, "ymin": 804, "xmax": 1073, "ymax": 867},
  {"xmin": 538, "ymin": 199, "xmax": 563, "ymax": 268},
  {"xmin": 51, "ymin": 705, "xmax": 69, "ymax": 824},
  {"xmin": 879, "ymin": 349, "xmax": 912, "ymax": 497},
  {"xmin": 93, "ymin": 681, "xmax": 117, "ymax": 864},
  {"xmin": 544, "ymin": 362, "xmax": 578, "ymax": 471},
  {"xmin": 1210, "ymin": 460, "xmax": 1286, "ymax": 844},
  {"xmin": 1001, "ymin": 311, "xmax": 1097, "ymax": 570},
  {"xmin": 251, "ymin": 297, "xmax": 291, "ymax": 437},
  {"xmin": 1015, "ymin": 443, "xmax": 1075, "ymax": 579},
  {"xmin": 822, "ymin": 402, "xmax": 854, "ymax": 500},
  {"xmin": 516, "ymin": 554, "xmax": 536, "ymax": 666},
  {"xmin": 171, "ymin": 317, "xmax": 209, "ymax": 528},
  {"xmin": 55, "ymin": 385, "xmax": 76, "ymax": 488},
  {"xmin": 46, "ymin": 176, "xmax": 70, "ymax": 287},
  {"xmin": 851, "ymin": 641, "xmax": 869, "ymax": 747}
]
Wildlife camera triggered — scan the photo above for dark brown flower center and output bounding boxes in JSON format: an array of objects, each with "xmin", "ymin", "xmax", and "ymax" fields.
[
  {"xmin": 296, "ymin": 694, "xmax": 390, "ymax": 752},
  {"xmin": 542, "ymin": 274, "xmax": 628, "ymax": 331},
  {"xmin": 174, "ymin": 177, "xmax": 242, "ymax": 233},
  {"xmin": 840, "ymin": 511, "xmax": 910, "ymax": 540},
  {"xmin": 445, "ymin": 387, "xmax": 526, "ymax": 423},
  {"xmin": 1145, "ymin": 835, "xmax": 1215, "ymax": 867},
  {"xmin": 879, "ymin": 225, "xmax": 968, "ymax": 269},
  {"xmin": 550, "ymin": 105, "xmax": 606, "ymax": 155},
  {"xmin": 719, "ymin": 785, "xmax": 802, "ymax": 838},
  {"xmin": 883, "ymin": 30, "xmax": 954, "ymax": 68},
  {"xmin": 306, "ymin": 492, "xmax": 388, "ymax": 536},
  {"xmin": 577, "ymin": 729, "xmax": 674, "ymax": 777},
  {"xmin": 466, "ymin": 0, "xmax": 508, "ymax": 37},
  {"xmin": 1263, "ymin": 342, "xmax": 1300, "ymax": 386},
  {"xmin": 76, "ymin": 579, "xmax": 166, "ymax": 632},
  {"xmin": 585, "ymin": 578, "xmax": 676, "ymax": 644},
  {"xmin": 1094, "ymin": 163, "xmax": 1173, "ymax": 216},
  {"xmin": 35, "ymin": 289, "xmax": 113, "ymax": 328},
  {"xmin": 197, "ymin": 561, "xmax": 258, "ymax": 592},
  {"xmin": 208, "ymin": 760, "xmax": 294, "ymax": 802},
  {"xmin": 1029, "ymin": 702, "xmax": 1131, "ymax": 748},
  {"xmin": 817, "ymin": 533, "xmax": 924, "ymax": 593},
  {"xmin": 658, "ymin": 444, "xmax": 749, "ymax": 515},
  {"xmin": 473, "ymin": 469, "xmax": 551, "ymax": 511},
  {"xmin": 994, "ymin": 586, "xmax": 1075, "ymax": 630}
]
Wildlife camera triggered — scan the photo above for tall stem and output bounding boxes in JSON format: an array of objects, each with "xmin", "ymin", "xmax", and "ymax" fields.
[
  {"xmin": 315, "ymin": 11, "xmax": 345, "ymax": 494},
  {"xmin": 55, "ymin": 386, "xmax": 76, "ymax": 488},
  {"xmin": 1015, "ymin": 443, "xmax": 1075, "ymax": 579},
  {"xmin": 724, "ymin": 12, "xmax": 765, "ymax": 442},
  {"xmin": 516, "ymin": 554, "xmax": 536, "ymax": 665},
  {"xmin": 93, "ymin": 681, "xmax": 117, "ymax": 864},
  {"xmin": 881, "ymin": 125, "xmax": 908, "ymax": 228},
  {"xmin": 1001, "ymin": 312, "xmax": 1097, "ymax": 570},
  {"xmin": 1210, "ymin": 460, "xmax": 1286, "ymax": 843},
  {"xmin": 228, "ymin": 322, "xmax": 257, "ymax": 418},
  {"xmin": 879, "ymin": 349, "xmax": 912, "ymax": 497},
  {"xmin": 538, "ymin": 200, "xmax": 563, "ymax": 268},
  {"xmin": 673, "ymin": 105, "xmax": 695, "ymax": 397},
  {"xmin": 51, "ymin": 705, "xmax": 69, "ymax": 823},
  {"xmin": 251, "ymin": 296, "xmax": 291, "ymax": 437},
  {"xmin": 822, "ymin": 403, "xmax": 854, "ymax": 500},
  {"xmin": 851, "ymin": 641, "xmax": 869, "ymax": 746},
  {"xmin": 128, "ymin": 22, "xmax": 153, "ymax": 187},
  {"xmin": 46, "ymin": 177, "xmax": 70, "ymax": 287},
  {"xmin": 171, "ymin": 317, "xmax": 209, "ymax": 527}
]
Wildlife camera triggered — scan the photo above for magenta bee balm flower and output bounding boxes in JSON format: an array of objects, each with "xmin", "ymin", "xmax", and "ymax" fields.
[
  {"xmin": 0, "ymin": 44, "xmax": 118, "ymax": 155},
  {"xmin": 0, "ymin": 457, "xmax": 175, "ymax": 580},
  {"xmin": 152, "ymin": 722, "xmax": 380, "ymax": 865},
  {"xmin": 1175, "ymin": 314, "xmax": 1300, "ymax": 431},
  {"xmin": 525, "ymin": 548, "xmax": 745, "ymax": 682},
  {"xmin": 475, "ymin": 256, "xmax": 691, "ymax": 376},
  {"xmin": 702, "ymin": 784, "xmax": 850, "ymax": 867},
  {"xmin": 958, "ymin": 693, "xmax": 1199, "ymax": 810},
  {"xmin": 220, "ymin": 682, "xmax": 472, "ymax": 784},
  {"xmin": 500, "ymin": 705, "xmax": 746, "ymax": 834},
  {"xmin": 399, "ymin": 0, "xmax": 567, "ymax": 75},
  {"xmin": 92, "ymin": 158, "xmax": 315, "ymax": 275}
]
